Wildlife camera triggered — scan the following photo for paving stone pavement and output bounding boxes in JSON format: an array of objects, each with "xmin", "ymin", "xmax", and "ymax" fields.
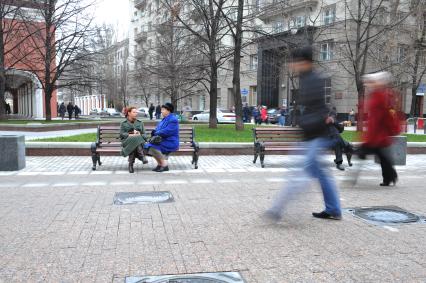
[{"xmin": 1, "ymin": 155, "xmax": 426, "ymax": 282}]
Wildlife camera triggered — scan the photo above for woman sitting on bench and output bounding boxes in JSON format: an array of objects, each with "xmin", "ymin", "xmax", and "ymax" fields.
[
  {"xmin": 144, "ymin": 102, "xmax": 179, "ymax": 172},
  {"xmin": 120, "ymin": 106, "xmax": 148, "ymax": 173}
]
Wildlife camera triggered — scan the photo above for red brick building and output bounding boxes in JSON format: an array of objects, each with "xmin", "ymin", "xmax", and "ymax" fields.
[{"xmin": 4, "ymin": 0, "xmax": 57, "ymax": 118}]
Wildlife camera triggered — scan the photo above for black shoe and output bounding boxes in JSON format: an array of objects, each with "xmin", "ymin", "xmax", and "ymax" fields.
[
  {"xmin": 156, "ymin": 166, "xmax": 169, "ymax": 172},
  {"xmin": 152, "ymin": 166, "xmax": 161, "ymax": 171},
  {"xmin": 312, "ymin": 211, "xmax": 341, "ymax": 220},
  {"xmin": 336, "ymin": 164, "xmax": 345, "ymax": 171},
  {"xmin": 346, "ymin": 153, "xmax": 353, "ymax": 166},
  {"xmin": 128, "ymin": 163, "xmax": 134, "ymax": 173}
]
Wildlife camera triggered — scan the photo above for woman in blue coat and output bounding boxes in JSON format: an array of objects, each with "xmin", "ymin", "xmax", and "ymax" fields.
[{"xmin": 145, "ymin": 102, "xmax": 179, "ymax": 172}]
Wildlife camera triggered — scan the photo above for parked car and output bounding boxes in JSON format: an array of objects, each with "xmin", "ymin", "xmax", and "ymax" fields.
[
  {"xmin": 267, "ymin": 108, "xmax": 281, "ymax": 124},
  {"xmin": 137, "ymin": 107, "xmax": 149, "ymax": 118},
  {"xmin": 106, "ymin": 108, "xmax": 122, "ymax": 117},
  {"xmin": 192, "ymin": 109, "xmax": 236, "ymax": 123},
  {"xmin": 89, "ymin": 108, "xmax": 109, "ymax": 116}
]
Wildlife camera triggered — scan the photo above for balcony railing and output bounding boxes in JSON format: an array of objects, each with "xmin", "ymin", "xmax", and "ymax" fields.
[{"xmin": 258, "ymin": 0, "xmax": 318, "ymax": 21}]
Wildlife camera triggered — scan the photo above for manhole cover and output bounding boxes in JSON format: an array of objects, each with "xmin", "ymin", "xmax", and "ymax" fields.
[
  {"xmin": 125, "ymin": 272, "xmax": 244, "ymax": 283},
  {"xmin": 346, "ymin": 206, "xmax": 424, "ymax": 225},
  {"xmin": 114, "ymin": 191, "xmax": 174, "ymax": 205}
]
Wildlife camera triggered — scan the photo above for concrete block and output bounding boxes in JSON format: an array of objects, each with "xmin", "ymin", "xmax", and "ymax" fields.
[
  {"xmin": 375, "ymin": 136, "xmax": 407, "ymax": 166},
  {"xmin": 0, "ymin": 135, "xmax": 26, "ymax": 171}
]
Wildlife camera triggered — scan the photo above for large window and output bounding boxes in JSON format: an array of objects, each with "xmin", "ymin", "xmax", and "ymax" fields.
[
  {"xmin": 295, "ymin": 16, "xmax": 305, "ymax": 28},
  {"xmin": 320, "ymin": 41, "xmax": 334, "ymax": 61},
  {"xmin": 250, "ymin": 54, "xmax": 258, "ymax": 70},
  {"xmin": 323, "ymin": 5, "xmax": 336, "ymax": 25},
  {"xmin": 324, "ymin": 78, "xmax": 332, "ymax": 104},
  {"xmin": 272, "ymin": 21, "xmax": 284, "ymax": 33},
  {"xmin": 397, "ymin": 45, "xmax": 408, "ymax": 63}
]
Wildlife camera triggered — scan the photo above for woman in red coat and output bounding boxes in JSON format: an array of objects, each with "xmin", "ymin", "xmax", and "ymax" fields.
[
  {"xmin": 360, "ymin": 72, "xmax": 399, "ymax": 186},
  {"xmin": 260, "ymin": 106, "xmax": 268, "ymax": 124}
]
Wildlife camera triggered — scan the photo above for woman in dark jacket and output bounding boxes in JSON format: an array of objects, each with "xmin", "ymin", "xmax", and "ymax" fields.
[
  {"xmin": 120, "ymin": 106, "xmax": 148, "ymax": 173},
  {"xmin": 144, "ymin": 102, "xmax": 179, "ymax": 172}
]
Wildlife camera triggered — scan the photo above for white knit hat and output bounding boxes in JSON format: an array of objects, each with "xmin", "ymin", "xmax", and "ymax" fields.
[{"xmin": 362, "ymin": 71, "xmax": 393, "ymax": 84}]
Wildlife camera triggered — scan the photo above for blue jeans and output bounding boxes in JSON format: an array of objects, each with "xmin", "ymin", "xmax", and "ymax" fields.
[
  {"xmin": 279, "ymin": 116, "xmax": 285, "ymax": 126},
  {"xmin": 268, "ymin": 137, "xmax": 341, "ymax": 216}
]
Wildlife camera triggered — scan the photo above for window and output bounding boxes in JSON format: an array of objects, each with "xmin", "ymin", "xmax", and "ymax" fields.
[
  {"xmin": 320, "ymin": 41, "xmax": 334, "ymax": 61},
  {"xmin": 397, "ymin": 45, "xmax": 408, "ymax": 63},
  {"xmin": 323, "ymin": 5, "xmax": 336, "ymax": 25},
  {"xmin": 217, "ymin": 88, "xmax": 222, "ymax": 108},
  {"xmin": 199, "ymin": 95, "xmax": 206, "ymax": 110},
  {"xmin": 420, "ymin": 49, "xmax": 426, "ymax": 66},
  {"xmin": 272, "ymin": 21, "xmax": 284, "ymax": 33},
  {"xmin": 324, "ymin": 78, "xmax": 331, "ymax": 104},
  {"xmin": 250, "ymin": 54, "xmax": 258, "ymax": 70},
  {"xmin": 295, "ymin": 16, "xmax": 305, "ymax": 28}
]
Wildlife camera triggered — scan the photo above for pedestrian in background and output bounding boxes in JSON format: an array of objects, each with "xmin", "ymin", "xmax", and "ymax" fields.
[
  {"xmin": 243, "ymin": 103, "xmax": 250, "ymax": 123},
  {"xmin": 59, "ymin": 102, "xmax": 66, "ymax": 120},
  {"xmin": 260, "ymin": 106, "xmax": 268, "ymax": 124},
  {"xmin": 348, "ymin": 108, "xmax": 355, "ymax": 126},
  {"xmin": 252, "ymin": 106, "xmax": 261, "ymax": 125},
  {"xmin": 279, "ymin": 106, "xmax": 287, "ymax": 127},
  {"xmin": 328, "ymin": 106, "xmax": 353, "ymax": 171},
  {"xmin": 264, "ymin": 46, "xmax": 342, "ymax": 221},
  {"xmin": 74, "ymin": 105, "xmax": 81, "ymax": 119},
  {"xmin": 148, "ymin": 103, "xmax": 155, "ymax": 120},
  {"xmin": 358, "ymin": 72, "xmax": 400, "ymax": 186},
  {"xmin": 155, "ymin": 103, "xmax": 161, "ymax": 119},
  {"xmin": 66, "ymin": 102, "xmax": 74, "ymax": 120}
]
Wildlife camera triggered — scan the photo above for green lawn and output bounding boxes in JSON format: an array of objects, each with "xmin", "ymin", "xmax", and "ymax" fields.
[{"xmin": 32, "ymin": 125, "xmax": 426, "ymax": 143}]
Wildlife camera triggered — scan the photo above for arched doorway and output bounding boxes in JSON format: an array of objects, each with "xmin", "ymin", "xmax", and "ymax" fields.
[{"xmin": 5, "ymin": 69, "xmax": 44, "ymax": 118}]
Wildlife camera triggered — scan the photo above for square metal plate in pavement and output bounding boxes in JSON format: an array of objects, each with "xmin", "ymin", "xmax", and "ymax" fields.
[
  {"xmin": 125, "ymin": 272, "xmax": 245, "ymax": 283},
  {"xmin": 113, "ymin": 191, "xmax": 174, "ymax": 205}
]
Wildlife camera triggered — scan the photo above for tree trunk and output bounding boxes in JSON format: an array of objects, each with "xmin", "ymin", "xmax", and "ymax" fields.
[
  {"xmin": 208, "ymin": 42, "xmax": 218, "ymax": 128},
  {"xmin": 232, "ymin": 0, "xmax": 244, "ymax": 131}
]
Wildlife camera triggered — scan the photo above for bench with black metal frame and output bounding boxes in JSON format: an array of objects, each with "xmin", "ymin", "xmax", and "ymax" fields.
[
  {"xmin": 91, "ymin": 125, "xmax": 200, "ymax": 170},
  {"xmin": 253, "ymin": 127, "xmax": 305, "ymax": 168}
]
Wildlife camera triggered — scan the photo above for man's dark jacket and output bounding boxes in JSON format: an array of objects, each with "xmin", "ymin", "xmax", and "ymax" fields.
[{"xmin": 298, "ymin": 70, "xmax": 329, "ymax": 140}]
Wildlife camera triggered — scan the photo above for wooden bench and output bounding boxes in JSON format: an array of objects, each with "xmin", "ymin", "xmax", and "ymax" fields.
[
  {"xmin": 91, "ymin": 125, "xmax": 200, "ymax": 170},
  {"xmin": 253, "ymin": 127, "xmax": 305, "ymax": 168}
]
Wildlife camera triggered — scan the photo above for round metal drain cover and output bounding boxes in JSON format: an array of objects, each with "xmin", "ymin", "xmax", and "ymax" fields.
[{"xmin": 354, "ymin": 207, "xmax": 420, "ymax": 224}]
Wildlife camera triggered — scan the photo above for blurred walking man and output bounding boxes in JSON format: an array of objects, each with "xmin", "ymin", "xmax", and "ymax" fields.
[{"xmin": 264, "ymin": 46, "xmax": 342, "ymax": 221}]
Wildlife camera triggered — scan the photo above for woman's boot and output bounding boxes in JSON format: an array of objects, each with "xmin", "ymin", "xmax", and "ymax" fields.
[
  {"xmin": 137, "ymin": 145, "xmax": 148, "ymax": 164},
  {"xmin": 128, "ymin": 153, "xmax": 135, "ymax": 173}
]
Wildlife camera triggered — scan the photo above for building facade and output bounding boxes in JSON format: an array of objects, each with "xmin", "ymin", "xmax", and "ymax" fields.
[
  {"xmin": 128, "ymin": 0, "xmax": 426, "ymax": 116},
  {"xmin": 3, "ymin": 0, "xmax": 57, "ymax": 118}
]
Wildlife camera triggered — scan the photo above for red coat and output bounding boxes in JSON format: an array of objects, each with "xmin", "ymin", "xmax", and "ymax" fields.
[
  {"xmin": 261, "ymin": 108, "xmax": 267, "ymax": 121},
  {"xmin": 362, "ymin": 88, "xmax": 399, "ymax": 147}
]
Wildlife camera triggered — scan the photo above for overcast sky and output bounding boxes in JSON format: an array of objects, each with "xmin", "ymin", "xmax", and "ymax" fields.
[{"xmin": 94, "ymin": 0, "xmax": 130, "ymax": 40}]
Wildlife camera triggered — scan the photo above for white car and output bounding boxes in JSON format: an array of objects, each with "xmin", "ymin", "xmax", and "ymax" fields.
[
  {"xmin": 137, "ymin": 107, "xmax": 149, "ymax": 118},
  {"xmin": 192, "ymin": 109, "xmax": 236, "ymax": 123},
  {"xmin": 105, "ymin": 108, "xmax": 122, "ymax": 117}
]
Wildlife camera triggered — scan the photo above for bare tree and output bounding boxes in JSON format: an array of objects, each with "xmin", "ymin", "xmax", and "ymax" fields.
[
  {"xmin": 135, "ymin": 13, "xmax": 208, "ymax": 108},
  {"xmin": 20, "ymin": 0, "xmax": 95, "ymax": 120},
  {"xmin": 338, "ymin": 0, "xmax": 415, "ymax": 128},
  {"xmin": 164, "ymin": 0, "xmax": 232, "ymax": 128},
  {"xmin": 408, "ymin": 7, "xmax": 426, "ymax": 116}
]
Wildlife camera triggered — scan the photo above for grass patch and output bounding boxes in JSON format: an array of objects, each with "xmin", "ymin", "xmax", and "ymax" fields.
[{"xmin": 32, "ymin": 125, "xmax": 426, "ymax": 143}]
